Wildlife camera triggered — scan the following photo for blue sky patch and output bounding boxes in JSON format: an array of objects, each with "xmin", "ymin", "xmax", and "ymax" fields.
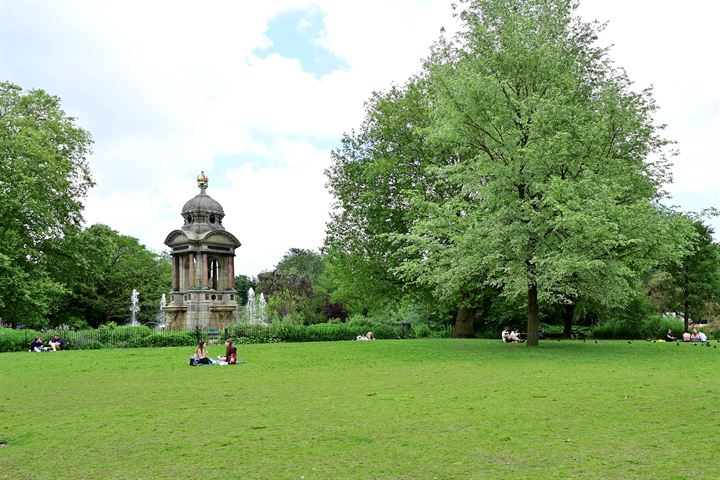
[{"xmin": 254, "ymin": 9, "xmax": 348, "ymax": 78}]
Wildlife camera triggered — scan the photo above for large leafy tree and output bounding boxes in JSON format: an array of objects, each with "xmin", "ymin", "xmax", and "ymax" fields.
[
  {"xmin": 233, "ymin": 275, "xmax": 257, "ymax": 306},
  {"xmin": 0, "ymin": 82, "xmax": 94, "ymax": 326},
  {"xmin": 46, "ymin": 224, "xmax": 171, "ymax": 327},
  {"xmin": 394, "ymin": 0, "xmax": 685, "ymax": 345}
]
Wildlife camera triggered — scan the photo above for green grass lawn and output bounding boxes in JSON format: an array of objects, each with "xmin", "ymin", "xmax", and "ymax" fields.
[{"xmin": 2, "ymin": 339, "xmax": 719, "ymax": 479}]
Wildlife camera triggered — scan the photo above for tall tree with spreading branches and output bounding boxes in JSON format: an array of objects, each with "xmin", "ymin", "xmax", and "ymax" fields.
[{"xmin": 394, "ymin": 0, "xmax": 687, "ymax": 345}]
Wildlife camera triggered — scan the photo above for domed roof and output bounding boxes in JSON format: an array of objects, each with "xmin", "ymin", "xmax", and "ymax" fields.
[{"xmin": 182, "ymin": 193, "xmax": 224, "ymax": 214}]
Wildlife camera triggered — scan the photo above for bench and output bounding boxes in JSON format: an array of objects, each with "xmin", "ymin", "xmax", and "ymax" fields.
[{"xmin": 207, "ymin": 328, "xmax": 220, "ymax": 344}]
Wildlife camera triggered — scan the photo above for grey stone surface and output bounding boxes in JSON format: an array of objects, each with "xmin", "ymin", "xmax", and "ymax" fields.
[{"xmin": 161, "ymin": 172, "xmax": 241, "ymax": 330}]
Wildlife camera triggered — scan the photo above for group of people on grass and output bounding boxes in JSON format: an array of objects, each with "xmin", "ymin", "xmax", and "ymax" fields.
[
  {"xmin": 665, "ymin": 328, "xmax": 708, "ymax": 343},
  {"xmin": 190, "ymin": 339, "xmax": 237, "ymax": 365},
  {"xmin": 501, "ymin": 327, "xmax": 524, "ymax": 343},
  {"xmin": 29, "ymin": 334, "xmax": 64, "ymax": 352}
]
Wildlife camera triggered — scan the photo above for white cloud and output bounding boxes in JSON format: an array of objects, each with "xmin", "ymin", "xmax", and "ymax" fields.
[
  {"xmin": 577, "ymin": 0, "xmax": 720, "ymax": 195},
  {"xmin": 218, "ymin": 138, "xmax": 333, "ymax": 275},
  {"xmin": 3, "ymin": 0, "xmax": 719, "ymax": 273}
]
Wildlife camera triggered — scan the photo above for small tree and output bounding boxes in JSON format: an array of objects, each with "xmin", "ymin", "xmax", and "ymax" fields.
[{"xmin": 649, "ymin": 219, "xmax": 720, "ymax": 330}]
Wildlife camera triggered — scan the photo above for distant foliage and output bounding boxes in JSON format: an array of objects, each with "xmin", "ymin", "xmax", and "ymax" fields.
[
  {"xmin": 591, "ymin": 315, "xmax": 686, "ymax": 340},
  {"xmin": 0, "ymin": 328, "xmax": 43, "ymax": 352},
  {"xmin": 228, "ymin": 322, "xmax": 410, "ymax": 344},
  {"xmin": 0, "ymin": 326, "xmax": 196, "ymax": 352}
]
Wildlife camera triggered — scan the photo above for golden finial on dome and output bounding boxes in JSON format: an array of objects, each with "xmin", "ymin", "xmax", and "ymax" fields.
[{"xmin": 197, "ymin": 171, "xmax": 208, "ymax": 193}]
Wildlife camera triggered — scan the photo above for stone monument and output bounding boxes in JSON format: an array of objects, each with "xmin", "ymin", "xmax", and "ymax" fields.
[{"xmin": 162, "ymin": 172, "xmax": 241, "ymax": 329}]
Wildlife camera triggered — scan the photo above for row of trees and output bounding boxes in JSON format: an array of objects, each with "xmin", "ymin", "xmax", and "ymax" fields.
[{"xmin": 319, "ymin": 0, "xmax": 718, "ymax": 344}]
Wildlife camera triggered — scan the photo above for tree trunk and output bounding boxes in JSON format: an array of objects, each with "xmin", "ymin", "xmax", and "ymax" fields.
[
  {"xmin": 563, "ymin": 303, "xmax": 575, "ymax": 339},
  {"xmin": 527, "ymin": 283, "xmax": 539, "ymax": 346},
  {"xmin": 452, "ymin": 307, "xmax": 476, "ymax": 338},
  {"xmin": 684, "ymin": 299, "xmax": 691, "ymax": 332}
]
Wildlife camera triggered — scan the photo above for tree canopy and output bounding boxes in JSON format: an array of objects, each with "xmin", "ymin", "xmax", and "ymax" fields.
[
  {"xmin": 46, "ymin": 224, "xmax": 172, "ymax": 328},
  {"xmin": 0, "ymin": 82, "xmax": 94, "ymax": 326},
  {"xmin": 647, "ymin": 218, "xmax": 720, "ymax": 330},
  {"xmin": 325, "ymin": 0, "xmax": 691, "ymax": 344}
]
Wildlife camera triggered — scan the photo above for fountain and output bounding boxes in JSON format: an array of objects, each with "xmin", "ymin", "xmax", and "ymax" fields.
[
  {"xmin": 259, "ymin": 293, "xmax": 266, "ymax": 324},
  {"xmin": 246, "ymin": 288, "xmax": 256, "ymax": 323},
  {"xmin": 130, "ymin": 289, "xmax": 140, "ymax": 326},
  {"xmin": 157, "ymin": 293, "xmax": 167, "ymax": 330}
]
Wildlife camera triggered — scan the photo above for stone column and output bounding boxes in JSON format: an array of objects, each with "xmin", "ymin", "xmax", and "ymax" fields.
[
  {"xmin": 172, "ymin": 255, "xmax": 179, "ymax": 290},
  {"xmin": 226, "ymin": 256, "xmax": 233, "ymax": 290},
  {"xmin": 188, "ymin": 253, "xmax": 195, "ymax": 289},
  {"xmin": 201, "ymin": 253, "xmax": 208, "ymax": 288}
]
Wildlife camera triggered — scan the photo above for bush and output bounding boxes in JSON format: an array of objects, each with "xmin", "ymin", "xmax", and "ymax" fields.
[
  {"xmin": 71, "ymin": 339, "xmax": 104, "ymax": 350},
  {"xmin": 537, "ymin": 324, "xmax": 592, "ymax": 339},
  {"xmin": 641, "ymin": 315, "xmax": 684, "ymax": 339},
  {"xmin": 0, "ymin": 326, "xmax": 198, "ymax": 352},
  {"xmin": 0, "ymin": 328, "xmax": 42, "ymax": 352},
  {"xmin": 1, "ymin": 321, "xmax": 416, "ymax": 353},
  {"xmin": 412, "ymin": 324, "xmax": 432, "ymax": 338},
  {"xmin": 589, "ymin": 315, "xmax": 686, "ymax": 340},
  {"xmin": 227, "ymin": 322, "xmax": 411, "ymax": 344},
  {"xmin": 591, "ymin": 321, "xmax": 644, "ymax": 340}
]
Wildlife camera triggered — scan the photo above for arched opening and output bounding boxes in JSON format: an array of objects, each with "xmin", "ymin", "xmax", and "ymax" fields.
[
  {"xmin": 208, "ymin": 258, "xmax": 219, "ymax": 290},
  {"xmin": 191, "ymin": 255, "xmax": 197, "ymax": 288}
]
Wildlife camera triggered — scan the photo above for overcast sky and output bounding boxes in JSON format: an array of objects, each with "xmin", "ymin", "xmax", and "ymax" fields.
[{"xmin": 2, "ymin": 0, "xmax": 718, "ymax": 276}]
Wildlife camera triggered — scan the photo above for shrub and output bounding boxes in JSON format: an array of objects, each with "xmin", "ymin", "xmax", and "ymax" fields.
[
  {"xmin": 0, "ymin": 328, "xmax": 42, "ymax": 352},
  {"xmin": 227, "ymin": 322, "xmax": 411, "ymax": 344},
  {"xmin": 1, "ymin": 321, "xmax": 415, "ymax": 353},
  {"xmin": 590, "ymin": 315, "xmax": 686, "ymax": 340},
  {"xmin": 412, "ymin": 324, "xmax": 432, "ymax": 338},
  {"xmin": 590, "ymin": 321, "xmax": 643, "ymax": 340},
  {"xmin": 641, "ymin": 315, "xmax": 684, "ymax": 339},
  {"xmin": 70, "ymin": 338, "xmax": 104, "ymax": 350}
]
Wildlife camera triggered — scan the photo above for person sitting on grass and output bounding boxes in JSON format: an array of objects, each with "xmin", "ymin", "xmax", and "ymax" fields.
[
  {"xmin": 698, "ymin": 331, "xmax": 708, "ymax": 343},
  {"xmin": 366, "ymin": 331, "xmax": 375, "ymax": 340},
  {"xmin": 192, "ymin": 341, "xmax": 212, "ymax": 364},
  {"xmin": 48, "ymin": 334, "xmax": 64, "ymax": 351},
  {"xmin": 682, "ymin": 332, "xmax": 691, "ymax": 342},
  {"xmin": 501, "ymin": 328, "xmax": 510, "ymax": 342},
  {"xmin": 30, "ymin": 337, "xmax": 47, "ymax": 352},
  {"xmin": 218, "ymin": 339, "xmax": 237, "ymax": 364},
  {"xmin": 509, "ymin": 330, "xmax": 524, "ymax": 343},
  {"xmin": 665, "ymin": 329, "xmax": 676, "ymax": 342}
]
